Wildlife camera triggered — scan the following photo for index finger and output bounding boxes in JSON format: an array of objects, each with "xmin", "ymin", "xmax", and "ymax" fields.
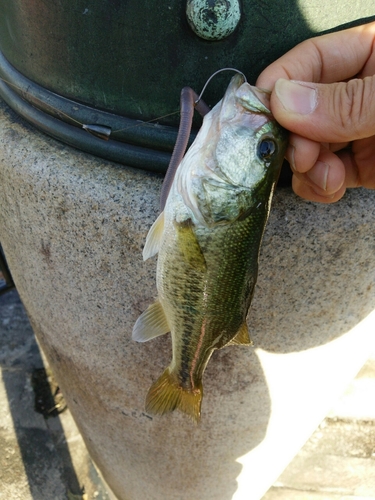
[{"xmin": 256, "ymin": 21, "xmax": 375, "ymax": 90}]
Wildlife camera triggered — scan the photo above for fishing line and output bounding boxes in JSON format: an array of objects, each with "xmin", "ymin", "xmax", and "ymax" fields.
[
  {"xmin": 0, "ymin": 68, "xmax": 247, "ymax": 140},
  {"xmin": 0, "ymin": 75, "xmax": 181, "ymax": 139},
  {"xmin": 0, "ymin": 76, "xmax": 84, "ymax": 127},
  {"xmin": 195, "ymin": 68, "xmax": 247, "ymax": 105}
]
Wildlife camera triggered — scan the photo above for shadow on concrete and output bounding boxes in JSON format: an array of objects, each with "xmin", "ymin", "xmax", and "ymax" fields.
[{"xmin": 0, "ymin": 289, "xmax": 83, "ymax": 498}]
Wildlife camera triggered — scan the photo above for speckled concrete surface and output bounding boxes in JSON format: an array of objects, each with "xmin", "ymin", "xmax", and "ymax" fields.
[{"xmin": 0, "ymin": 98, "xmax": 375, "ymax": 500}]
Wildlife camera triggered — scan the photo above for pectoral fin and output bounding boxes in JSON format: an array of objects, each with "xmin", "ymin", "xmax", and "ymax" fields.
[
  {"xmin": 132, "ymin": 300, "xmax": 170, "ymax": 342},
  {"xmin": 227, "ymin": 322, "xmax": 252, "ymax": 346},
  {"xmin": 175, "ymin": 219, "xmax": 206, "ymax": 271},
  {"xmin": 142, "ymin": 211, "xmax": 165, "ymax": 260}
]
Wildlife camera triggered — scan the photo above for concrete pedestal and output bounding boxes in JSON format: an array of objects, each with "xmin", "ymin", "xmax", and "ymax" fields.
[{"xmin": 0, "ymin": 99, "xmax": 374, "ymax": 500}]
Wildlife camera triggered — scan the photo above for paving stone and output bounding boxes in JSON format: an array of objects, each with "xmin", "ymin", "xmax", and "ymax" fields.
[
  {"xmin": 327, "ymin": 355, "xmax": 375, "ymax": 421},
  {"xmin": 264, "ymin": 488, "xmax": 375, "ymax": 500},
  {"xmin": 0, "ymin": 375, "xmax": 67, "ymax": 499},
  {"xmin": 308, "ymin": 420, "xmax": 375, "ymax": 459},
  {"xmin": 263, "ymin": 356, "xmax": 375, "ymax": 500},
  {"xmin": 273, "ymin": 452, "xmax": 375, "ymax": 496},
  {"xmin": 0, "ymin": 290, "xmax": 110, "ymax": 499},
  {"xmin": 0, "ymin": 291, "xmax": 41, "ymax": 371}
]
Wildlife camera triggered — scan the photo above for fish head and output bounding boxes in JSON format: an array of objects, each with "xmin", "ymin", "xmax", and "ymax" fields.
[
  {"xmin": 214, "ymin": 73, "xmax": 288, "ymax": 191},
  {"xmin": 172, "ymin": 73, "xmax": 288, "ymax": 225}
]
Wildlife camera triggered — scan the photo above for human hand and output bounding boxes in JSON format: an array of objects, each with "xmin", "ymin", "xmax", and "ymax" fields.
[{"xmin": 256, "ymin": 22, "xmax": 375, "ymax": 203}]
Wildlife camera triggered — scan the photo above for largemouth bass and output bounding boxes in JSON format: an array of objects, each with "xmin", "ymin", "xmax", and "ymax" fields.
[{"xmin": 133, "ymin": 74, "xmax": 287, "ymax": 422}]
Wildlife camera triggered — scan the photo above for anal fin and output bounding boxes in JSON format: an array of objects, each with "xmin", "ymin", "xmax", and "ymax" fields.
[
  {"xmin": 227, "ymin": 322, "xmax": 253, "ymax": 346},
  {"xmin": 132, "ymin": 300, "xmax": 170, "ymax": 342}
]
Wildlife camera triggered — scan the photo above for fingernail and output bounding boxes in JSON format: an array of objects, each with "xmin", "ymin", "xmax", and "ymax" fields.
[
  {"xmin": 275, "ymin": 79, "xmax": 317, "ymax": 115},
  {"xmin": 306, "ymin": 161, "xmax": 329, "ymax": 191}
]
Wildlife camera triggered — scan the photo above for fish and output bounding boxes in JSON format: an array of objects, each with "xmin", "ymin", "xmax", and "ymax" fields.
[{"xmin": 132, "ymin": 73, "xmax": 288, "ymax": 422}]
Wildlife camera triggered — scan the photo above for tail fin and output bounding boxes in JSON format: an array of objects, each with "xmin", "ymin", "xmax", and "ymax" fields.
[{"xmin": 145, "ymin": 369, "xmax": 202, "ymax": 423}]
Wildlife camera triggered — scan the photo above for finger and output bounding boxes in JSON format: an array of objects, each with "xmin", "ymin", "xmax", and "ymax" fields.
[
  {"xmin": 337, "ymin": 136, "xmax": 375, "ymax": 189},
  {"xmin": 286, "ymin": 133, "xmax": 320, "ymax": 173},
  {"xmin": 292, "ymin": 137, "xmax": 375, "ymax": 202},
  {"xmin": 292, "ymin": 175, "xmax": 347, "ymax": 203},
  {"xmin": 292, "ymin": 148, "xmax": 346, "ymax": 195},
  {"xmin": 270, "ymin": 77, "xmax": 375, "ymax": 143},
  {"xmin": 256, "ymin": 22, "xmax": 375, "ymax": 90},
  {"xmin": 329, "ymin": 142, "xmax": 350, "ymax": 153},
  {"xmin": 336, "ymin": 149, "xmax": 360, "ymax": 188}
]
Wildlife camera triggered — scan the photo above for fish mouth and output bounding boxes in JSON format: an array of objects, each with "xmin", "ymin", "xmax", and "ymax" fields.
[
  {"xmin": 220, "ymin": 73, "xmax": 273, "ymax": 119},
  {"xmin": 219, "ymin": 74, "xmax": 246, "ymax": 121}
]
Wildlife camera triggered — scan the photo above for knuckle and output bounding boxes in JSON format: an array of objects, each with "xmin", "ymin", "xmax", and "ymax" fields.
[{"xmin": 332, "ymin": 78, "xmax": 375, "ymax": 139}]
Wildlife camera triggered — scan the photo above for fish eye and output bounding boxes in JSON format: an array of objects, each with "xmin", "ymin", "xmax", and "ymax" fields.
[{"xmin": 258, "ymin": 138, "xmax": 276, "ymax": 159}]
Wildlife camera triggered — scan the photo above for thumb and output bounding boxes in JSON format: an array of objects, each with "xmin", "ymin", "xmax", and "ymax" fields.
[{"xmin": 270, "ymin": 77, "xmax": 375, "ymax": 143}]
